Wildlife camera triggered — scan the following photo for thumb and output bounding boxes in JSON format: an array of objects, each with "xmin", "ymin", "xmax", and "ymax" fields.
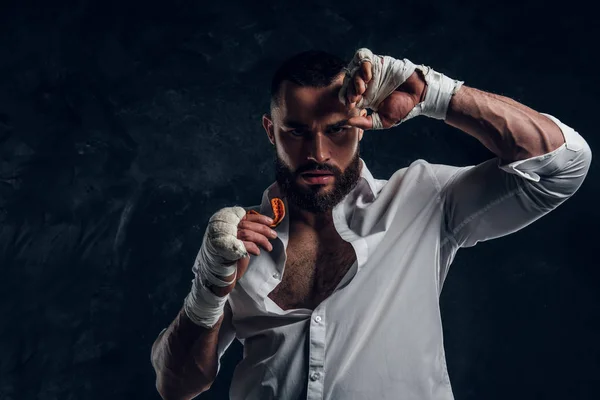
[
  {"xmin": 348, "ymin": 114, "xmax": 373, "ymax": 130},
  {"xmin": 236, "ymin": 254, "xmax": 250, "ymax": 281}
]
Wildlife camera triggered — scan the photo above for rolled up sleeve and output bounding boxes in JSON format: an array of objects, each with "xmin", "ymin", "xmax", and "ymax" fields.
[{"xmin": 434, "ymin": 112, "xmax": 592, "ymax": 250}]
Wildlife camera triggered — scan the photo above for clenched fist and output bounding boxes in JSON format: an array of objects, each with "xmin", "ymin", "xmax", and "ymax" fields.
[{"xmin": 201, "ymin": 206, "xmax": 278, "ymax": 297}]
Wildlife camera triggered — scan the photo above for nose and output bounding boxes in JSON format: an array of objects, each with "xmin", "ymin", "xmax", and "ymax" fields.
[{"xmin": 306, "ymin": 132, "xmax": 331, "ymax": 164}]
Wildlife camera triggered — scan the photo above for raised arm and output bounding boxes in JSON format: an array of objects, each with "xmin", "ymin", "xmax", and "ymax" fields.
[
  {"xmin": 445, "ymin": 85, "xmax": 566, "ymax": 163},
  {"xmin": 436, "ymin": 85, "xmax": 591, "ymax": 246},
  {"xmin": 339, "ymin": 48, "xmax": 592, "ymax": 284}
]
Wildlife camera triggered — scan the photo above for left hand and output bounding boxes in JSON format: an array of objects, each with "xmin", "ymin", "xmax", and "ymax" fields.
[{"xmin": 339, "ymin": 50, "xmax": 428, "ymax": 130}]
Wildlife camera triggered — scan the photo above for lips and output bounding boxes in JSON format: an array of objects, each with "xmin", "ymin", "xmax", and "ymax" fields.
[
  {"xmin": 301, "ymin": 170, "xmax": 334, "ymax": 177},
  {"xmin": 300, "ymin": 170, "xmax": 334, "ymax": 185}
]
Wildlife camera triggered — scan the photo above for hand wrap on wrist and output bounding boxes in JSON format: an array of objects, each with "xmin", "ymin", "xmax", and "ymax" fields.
[
  {"xmin": 339, "ymin": 48, "xmax": 464, "ymax": 129},
  {"xmin": 183, "ymin": 206, "xmax": 247, "ymax": 328}
]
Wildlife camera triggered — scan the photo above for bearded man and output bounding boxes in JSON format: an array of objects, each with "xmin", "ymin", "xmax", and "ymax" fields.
[{"xmin": 151, "ymin": 48, "xmax": 592, "ymax": 400}]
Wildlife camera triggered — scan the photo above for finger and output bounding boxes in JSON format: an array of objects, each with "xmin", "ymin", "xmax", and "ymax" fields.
[
  {"xmin": 242, "ymin": 240, "xmax": 260, "ymax": 256},
  {"xmin": 244, "ymin": 212, "xmax": 274, "ymax": 226},
  {"xmin": 208, "ymin": 220, "xmax": 237, "ymax": 237},
  {"xmin": 346, "ymin": 81, "xmax": 357, "ymax": 106},
  {"xmin": 348, "ymin": 114, "xmax": 373, "ymax": 130},
  {"xmin": 350, "ymin": 83, "xmax": 364, "ymax": 107},
  {"xmin": 350, "ymin": 92, "xmax": 362, "ymax": 106},
  {"xmin": 339, "ymin": 74, "xmax": 352, "ymax": 106},
  {"xmin": 211, "ymin": 234, "xmax": 248, "ymax": 260},
  {"xmin": 359, "ymin": 61, "xmax": 372, "ymax": 83},
  {"xmin": 237, "ymin": 229, "xmax": 273, "ymax": 252},
  {"xmin": 238, "ymin": 220, "xmax": 277, "ymax": 240},
  {"xmin": 354, "ymin": 75, "xmax": 366, "ymax": 97},
  {"xmin": 348, "ymin": 89, "xmax": 362, "ymax": 106},
  {"xmin": 236, "ymin": 255, "xmax": 251, "ymax": 280}
]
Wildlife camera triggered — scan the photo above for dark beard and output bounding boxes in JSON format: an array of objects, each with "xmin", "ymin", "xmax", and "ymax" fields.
[{"xmin": 274, "ymin": 149, "xmax": 361, "ymax": 214}]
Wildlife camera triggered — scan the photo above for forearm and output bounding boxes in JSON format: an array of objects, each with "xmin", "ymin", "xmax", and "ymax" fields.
[
  {"xmin": 444, "ymin": 85, "xmax": 565, "ymax": 163},
  {"xmin": 151, "ymin": 308, "xmax": 224, "ymax": 400}
]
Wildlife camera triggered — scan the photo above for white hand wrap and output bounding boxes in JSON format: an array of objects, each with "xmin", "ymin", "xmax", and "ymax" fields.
[
  {"xmin": 183, "ymin": 206, "xmax": 248, "ymax": 328},
  {"xmin": 339, "ymin": 48, "xmax": 464, "ymax": 129}
]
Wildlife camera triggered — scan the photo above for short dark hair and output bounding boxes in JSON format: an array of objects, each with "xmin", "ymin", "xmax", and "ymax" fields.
[{"xmin": 270, "ymin": 50, "xmax": 347, "ymax": 109}]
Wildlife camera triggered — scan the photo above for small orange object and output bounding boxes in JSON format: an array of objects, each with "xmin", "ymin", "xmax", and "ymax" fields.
[{"xmin": 247, "ymin": 197, "xmax": 285, "ymax": 228}]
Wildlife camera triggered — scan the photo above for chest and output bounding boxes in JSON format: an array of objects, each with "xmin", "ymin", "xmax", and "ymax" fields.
[{"xmin": 267, "ymin": 234, "xmax": 356, "ymax": 311}]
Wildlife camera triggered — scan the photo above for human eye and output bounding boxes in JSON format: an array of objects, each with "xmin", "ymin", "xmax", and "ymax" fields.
[
  {"xmin": 287, "ymin": 129, "xmax": 305, "ymax": 137},
  {"xmin": 327, "ymin": 125, "xmax": 350, "ymax": 135}
]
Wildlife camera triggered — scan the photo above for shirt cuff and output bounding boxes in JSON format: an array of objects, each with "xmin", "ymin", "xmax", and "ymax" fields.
[{"xmin": 497, "ymin": 113, "xmax": 587, "ymax": 182}]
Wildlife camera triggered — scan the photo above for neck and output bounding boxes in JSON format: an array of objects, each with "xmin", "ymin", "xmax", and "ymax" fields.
[{"xmin": 288, "ymin": 201, "xmax": 335, "ymax": 232}]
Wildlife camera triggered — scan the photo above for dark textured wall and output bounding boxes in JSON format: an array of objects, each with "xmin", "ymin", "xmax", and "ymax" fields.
[{"xmin": 1, "ymin": 0, "xmax": 598, "ymax": 399}]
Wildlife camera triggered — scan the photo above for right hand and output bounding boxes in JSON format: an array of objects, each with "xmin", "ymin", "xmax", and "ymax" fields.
[
  {"xmin": 339, "ymin": 48, "xmax": 426, "ymax": 129},
  {"xmin": 207, "ymin": 207, "xmax": 277, "ymax": 297}
]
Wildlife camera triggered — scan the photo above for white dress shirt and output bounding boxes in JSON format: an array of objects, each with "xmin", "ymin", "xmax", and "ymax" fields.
[{"xmin": 209, "ymin": 113, "xmax": 591, "ymax": 400}]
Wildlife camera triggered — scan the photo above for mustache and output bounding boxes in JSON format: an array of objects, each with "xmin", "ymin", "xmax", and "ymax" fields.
[{"xmin": 295, "ymin": 163, "xmax": 339, "ymax": 175}]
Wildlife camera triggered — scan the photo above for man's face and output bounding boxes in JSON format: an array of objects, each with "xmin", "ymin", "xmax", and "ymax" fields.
[{"xmin": 263, "ymin": 74, "xmax": 365, "ymax": 213}]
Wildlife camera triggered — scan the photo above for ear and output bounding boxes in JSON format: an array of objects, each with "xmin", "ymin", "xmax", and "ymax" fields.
[{"xmin": 262, "ymin": 114, "xmax": 275, "ymax": 145}]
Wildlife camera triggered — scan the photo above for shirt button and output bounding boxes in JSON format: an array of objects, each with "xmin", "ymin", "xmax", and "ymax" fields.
[
  {"xmin": 273, "ymin": 272, "xmax": 280, "ymax": 279},
  {"xmin": 310, "ymin": 371, "xmax": 321, "ymax": 381},
  {"xmin": 314, "ymin": 316, "xmax": 322, "ymax": 323}
]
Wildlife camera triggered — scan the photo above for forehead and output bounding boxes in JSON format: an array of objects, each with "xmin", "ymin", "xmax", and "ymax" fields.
[{"xmin": 275, "ymin": 75, "xmax": 351, "ymax": 122}]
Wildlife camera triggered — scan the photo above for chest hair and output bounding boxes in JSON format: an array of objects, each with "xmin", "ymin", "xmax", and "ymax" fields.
[{"xmin": 268, "ymin": 236, "xmax": 356, "ymax": 310}]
